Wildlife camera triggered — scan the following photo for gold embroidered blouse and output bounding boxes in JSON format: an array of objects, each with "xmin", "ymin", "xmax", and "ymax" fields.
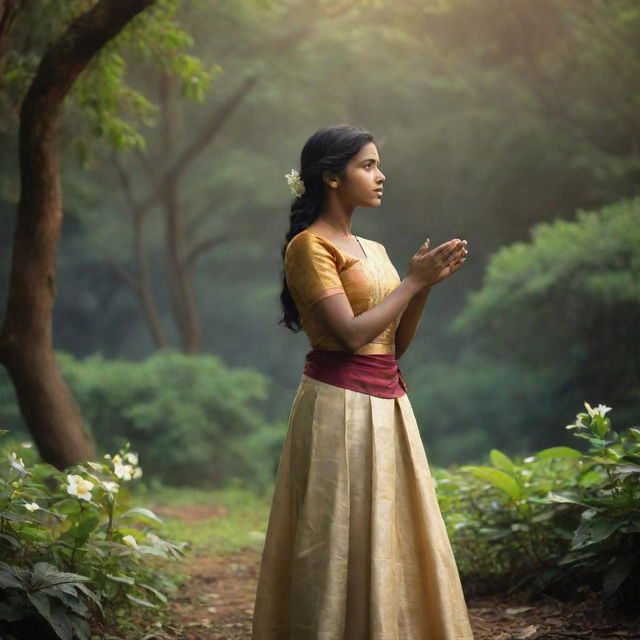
[{"xmin": 284, "ymin": 230, "xmax": 403, "ymax": 355}]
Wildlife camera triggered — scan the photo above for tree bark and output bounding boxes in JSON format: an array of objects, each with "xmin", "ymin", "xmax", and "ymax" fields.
[
  {"xmin": 112, "ymin": 155, "xmax": 170, "ymax": 351},
  {"xmin": 0, "ymin": 0, "xmax": 157, "ymax": 470}
]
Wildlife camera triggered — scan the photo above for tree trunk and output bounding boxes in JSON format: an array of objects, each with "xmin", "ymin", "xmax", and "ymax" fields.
[
  {"xmin": 112, "ymin": 155, "xmax": 170, "ymax": 351},
  {"xmin": 0, "ymin": 0, "xmax": 157, "ymax": 470}
]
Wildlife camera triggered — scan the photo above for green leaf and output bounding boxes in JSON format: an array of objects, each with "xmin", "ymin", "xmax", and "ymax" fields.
[
  {"xmin": 489, "ymin": 449, "xmax": 515, "ymax": 473},
  {"xmin": 579, "ymin": 471, "xmax": 604, "ymax": 487},
  {"xmin": 545, "ymin": 492, "xmax": 592, "ymax": 508},
  {"xmin": 106, "ymin": 574, "xmax": 135, "ymax": 585},
  {"xmin": 0, "ymin": 532, "xmax": 21, "ymax": 551},
  {"xmin": 59, "ymin": 515, "xmax": 100, "ymax": 546},
  {"xmin": 75, "ymin": 582, "xmax": 104, "ymax": 616},
  {"xmin": 603, "ymin": 555, "xmax": 637, "ymax": 597},
  {"xmin": 0, "ymin": 511, "xmax": 30, "ymax": 523},
  {"xmin": 612, "ymin": 463, "xmax": 640, "ymax": 478},
  {"xmin": 138, "ymin": 582, "xmax": 168, "ymax": 604},
  {"xmin": 119, "ymin": 507, "xmax": 164, "ymax": 524},
  {"xmin": 0, "ymin": 563, "xmax": 24, "ymax": 589},
  {"xmin": 605, "ymin": 448, "xmax": 622, "ymax": 461},
  {"xmin": 40, "ymin": 586, "xmax": 89, "ymax": 617},
  {"xmin": 535, "ymin": 446, "xmax": 583, "ymax": 459},
  {"xmin": 69, "ymin": 612, "xmax": 91, "ymax": 640},
  {"xmin": 136, "ymin": 544, "xmax": 168, "ymax": 557},
  {"xmin": 126, "ymin": 593, "xmax": 158, "ymax": 608},
  {"xmin": 32, "ymin": 562, "xmax": 91, "ymax": 589},
  {"xmin": 573, "ymin": 514, "xmax": 622, "ymax": 549},
  {"xmin": 478, "ymin": 527, "xmax": 512, "ymax": 541},
  {"xmin": 26, "ymin": 591, "xmax": 74, "ymax": 640},
  {"xmin": 465, "ymin": 466, "xmax": 522, "ymax": 500}
]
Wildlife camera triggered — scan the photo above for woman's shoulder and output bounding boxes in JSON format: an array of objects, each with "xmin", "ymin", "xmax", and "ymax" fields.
[{"xmin": 285, "ymin": 229, "xmax": 341, "ymax": 259}]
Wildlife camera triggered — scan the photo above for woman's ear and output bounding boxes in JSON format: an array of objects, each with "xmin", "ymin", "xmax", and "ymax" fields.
[{"xmin": 322, "ymin": 171, "xmax": 339, "ymax": 189}]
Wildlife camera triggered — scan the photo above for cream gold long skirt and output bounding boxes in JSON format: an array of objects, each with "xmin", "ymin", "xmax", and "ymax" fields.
[{"xmin": 251, "ymin": 374, "xmax": 475, "ymax": 640}]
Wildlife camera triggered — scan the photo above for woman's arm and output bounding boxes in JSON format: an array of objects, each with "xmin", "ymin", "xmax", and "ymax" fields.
[
  {"xmin": 311, "ymin": 239, "xmax": 466, "ymax": 354},
  {"xmin": 312, "ymin": 275, "xmax": 425, "ymax": 354},
  {"xmin": 394, "ymin": 285, "xmax": 431, "ymax": 359}
]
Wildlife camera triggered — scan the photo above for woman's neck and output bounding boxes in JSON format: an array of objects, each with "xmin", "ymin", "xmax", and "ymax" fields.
[
  {"xmin": 317, "ymin": 191, "xmax": 355, "ymax": 237},
  {"xmin": 316, "ymin": 216, "xmax": 353, "ymax": 237}
]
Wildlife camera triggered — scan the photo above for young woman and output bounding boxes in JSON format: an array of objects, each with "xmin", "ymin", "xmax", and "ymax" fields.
[{"xmin": 251, "ymin": 125, "xmax": 475, "ymax": 639}]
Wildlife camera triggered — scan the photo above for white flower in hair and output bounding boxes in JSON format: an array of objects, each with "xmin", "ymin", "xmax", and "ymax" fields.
[{"xmin": 285, "ymin": 168, "xmax": 305, "ymax": 197}]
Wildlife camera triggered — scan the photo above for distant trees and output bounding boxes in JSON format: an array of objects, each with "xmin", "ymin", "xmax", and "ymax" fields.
[
  {"xmin": 108, "ymin": 1, "xmax": 361, "ymax": 353},
  {"xmin": 410, "ymin": 197, "xmax": 640, "ymax": 464},
  {"xmin": 453, "ymin": 197, "xmax": 640, "ymax": 422}
]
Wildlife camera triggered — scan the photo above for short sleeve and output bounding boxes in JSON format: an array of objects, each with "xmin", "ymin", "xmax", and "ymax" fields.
[{"xmin": 285, "ymin": 233, "xmax": 345, "ymax": 309}]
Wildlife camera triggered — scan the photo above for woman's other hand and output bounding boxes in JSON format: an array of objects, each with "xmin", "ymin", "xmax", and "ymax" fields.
[{"xmin": 407, "ymin": 238, "xmax": 468, "ymax": 288}]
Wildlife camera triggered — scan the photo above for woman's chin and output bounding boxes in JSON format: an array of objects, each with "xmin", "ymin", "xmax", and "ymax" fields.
[{"xmin": 356, "ymin": 197, "xmax": 383, "ymax": 209}]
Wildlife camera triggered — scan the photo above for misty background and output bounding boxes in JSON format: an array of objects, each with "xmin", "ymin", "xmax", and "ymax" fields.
[{"xmin": 1, "ymin": 0, "xmax": 638, "ymax": 487}]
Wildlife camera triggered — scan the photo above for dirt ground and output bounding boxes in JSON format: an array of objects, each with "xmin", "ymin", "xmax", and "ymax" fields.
[{"xmin": 148, "ymin": 504, "xmax": 640, "ymax": 640}]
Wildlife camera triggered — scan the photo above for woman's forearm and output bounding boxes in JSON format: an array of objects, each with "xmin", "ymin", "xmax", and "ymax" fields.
[
  {"xmin": 316, "ymin": 275, "xmax": 425, "ymax": 354},
  {"xmin": 346, "ymin": 276, "xmax": 426, "ymax": 352},
  {"xmin": 394, "ymin": 285, "xmax": 431, "ymax": 359}
]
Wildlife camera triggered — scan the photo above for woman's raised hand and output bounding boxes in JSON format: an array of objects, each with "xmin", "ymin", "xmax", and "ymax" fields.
[{"xmin": 407, "ymin": 238, "xmax": 468, "ymax": 288}]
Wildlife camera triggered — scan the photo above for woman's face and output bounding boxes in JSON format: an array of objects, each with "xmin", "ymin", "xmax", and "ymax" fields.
[{"xmin": 332, "ymin": 142, "xmax": 386, "ymax": 208}]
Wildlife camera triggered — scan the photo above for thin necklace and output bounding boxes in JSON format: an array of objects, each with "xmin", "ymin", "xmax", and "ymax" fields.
[{"xmin": 317, "ymin": 219, "xmax": 368, "ymax": 259}]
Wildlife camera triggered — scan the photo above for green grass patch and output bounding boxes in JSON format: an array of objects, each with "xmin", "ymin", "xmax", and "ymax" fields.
[{"xmin": 131, "ymin": 480, "xmax": 274, "ymax": 557}]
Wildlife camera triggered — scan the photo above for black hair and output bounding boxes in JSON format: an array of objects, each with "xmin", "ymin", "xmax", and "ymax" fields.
[{"xmin": 279, "ymin": 124, "xmax": 375, "ymax": 332}]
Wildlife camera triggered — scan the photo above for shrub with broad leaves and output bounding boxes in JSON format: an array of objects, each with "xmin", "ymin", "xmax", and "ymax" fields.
[
  {"xmin": 436, "ymin": 402, "xmax": 639, "ymax": 602},
  {"xmin": 0, "ymin": 431, "xmax": 188, "ymax": 640}
]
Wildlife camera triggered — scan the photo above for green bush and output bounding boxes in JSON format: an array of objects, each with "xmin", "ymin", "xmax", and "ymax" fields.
[
  {"xmin": 1, "ymin": 352, "xmax": 286, "ymax": 490},
  {"xmin": 543, "ymin": 403, "xmax": 640, "ymax": 600},
  {"xmin": 0, "ymin": 433, "xmax": 187, "ymax": 640},
  {"xmin": 453, "ymin": 197, "xmax": 640, "ymax": 430},
  {"xmin": 412, "ymin": 353, "xmax": 553, "ymax": 466},
  {"xmin": 438, "ymin": 402, "xmax": 640, "ymax": 603},
  {"xmin": 436, "ymin": 448, "xmax": 585, "ymax": 596}
]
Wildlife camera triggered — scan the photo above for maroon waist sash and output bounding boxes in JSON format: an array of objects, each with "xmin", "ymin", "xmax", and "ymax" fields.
[{"xmin": 303, "ymin": 349, "xmax": 408, "ymax": 399}]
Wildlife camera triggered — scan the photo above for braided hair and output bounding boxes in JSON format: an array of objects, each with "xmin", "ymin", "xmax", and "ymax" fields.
[{"xmin": 279, "ymin": 124, "xmax": 375, "ymax": 332}]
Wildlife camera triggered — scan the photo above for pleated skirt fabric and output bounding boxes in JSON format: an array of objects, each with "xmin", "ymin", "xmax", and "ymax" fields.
[{"xmin": 251, "ymin": 374, "xmax": 475, "ymax": 640}]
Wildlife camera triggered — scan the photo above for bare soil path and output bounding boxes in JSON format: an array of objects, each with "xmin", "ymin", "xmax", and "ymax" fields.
[{"xmin": 148, "ymin": 504, "xmax": 640, "ymax": 640}]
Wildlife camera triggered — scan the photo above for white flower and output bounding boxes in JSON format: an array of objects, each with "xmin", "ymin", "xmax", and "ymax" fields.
[
  {"xmin": 9, "ymin": 452, "xmax": 26, "ymax": 475},
  {"xmin": 66, "ymin": 474, "xmax": 94, "ymax": 501},
  {"xmin": 110, "ymin": 451, "xmax": 142, "ymax": 481},
  {"xmin": 122, "ymin": 534, "xmax": 138, "ymax": 549},
  {"xmin": 285, "ymin": 169, "xmax": 305, "ymax": 197},
  {"xmin": 102, "ymin": 480, "xmax": 119, "ymax": 496},
  {"xmin": 584, "ymin": 402, "xmax": 612, "ymax": 418},
  {"xmin": 21, "ymin": 442, "xmax": 32, "ymax": 449},
  {"xmin": 523, "ymin": 456, "xmax": 535, "ymax": 464},
  {"xmin": 114, "ymin": 461, "xmax": 142, "ymax": 481},
  {"xmin": 593, "ymin": 404, "xmax": 612, "ymax": 418},
  {"xmin": 23, "ymin": 502, "xmax": 40, "ymax": 512}
]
